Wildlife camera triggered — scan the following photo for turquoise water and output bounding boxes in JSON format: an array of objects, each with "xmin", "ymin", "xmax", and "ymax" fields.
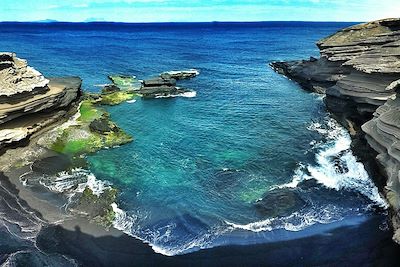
[{"xmin": 0, "ymin": 22, "xmax": 388, "ymax": 255}]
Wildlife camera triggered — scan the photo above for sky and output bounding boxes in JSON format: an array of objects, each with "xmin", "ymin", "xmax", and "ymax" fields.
[{"xmin": 1, "ymin": 0, "xmax": 399, "ymax": 22}]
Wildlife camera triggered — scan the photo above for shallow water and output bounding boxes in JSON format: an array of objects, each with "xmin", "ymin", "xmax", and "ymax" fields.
[{"xmin": 0, "ymin": 21, "xmax": 391, "ymax": 257}]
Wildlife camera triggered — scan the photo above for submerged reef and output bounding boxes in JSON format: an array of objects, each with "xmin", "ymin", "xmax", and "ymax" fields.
[{"xmin": 271, "ymin": 18, "xmax": 400, "ymax": 244}]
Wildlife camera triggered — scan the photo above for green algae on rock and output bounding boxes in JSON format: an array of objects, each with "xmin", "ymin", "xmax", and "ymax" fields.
[
  {"xmin": 75, "ymin": 187, "xmax": 118, "ymax": 228},
  {"xmin": 100, "ymin": 90, "xmax": 136, "ymax": 105},
  {"xmin": 49, "ymin": 100, "xmax": 132, "ymax": 156},
  {"xmin": 108, "ymin": 75, "xmax": 138, "ymax": 90}
]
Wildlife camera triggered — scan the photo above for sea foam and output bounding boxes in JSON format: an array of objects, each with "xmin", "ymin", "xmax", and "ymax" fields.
[{"xmin": 280, "ymin": 117, "xmax": 387, "ymax": 207}]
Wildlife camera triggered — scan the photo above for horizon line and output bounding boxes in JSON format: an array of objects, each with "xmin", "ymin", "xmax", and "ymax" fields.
[{"xmin": 0, "ymin": 20, "xmax": 362, "ymax": 24}]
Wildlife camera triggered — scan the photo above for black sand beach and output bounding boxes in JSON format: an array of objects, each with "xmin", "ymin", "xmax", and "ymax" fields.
[{"xmin": 1, "ymin": 167, "xmax": 399, "ymax": 266}]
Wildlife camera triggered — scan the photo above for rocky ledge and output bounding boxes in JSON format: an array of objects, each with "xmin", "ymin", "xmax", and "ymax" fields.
[
  {"xmin": 0, "ymin": 52, "xmax": 81, "ymax": 153},
  {"xmin": 140, "ymin": 69, "xmax": 199, "ymax": 98},
  {"xmin": 271, "ymin": 18, "xmax": 400, "ymax": 243},
  {"xmin": 0, "ymin": 53, "xmax": 134, "ymax": 228}
]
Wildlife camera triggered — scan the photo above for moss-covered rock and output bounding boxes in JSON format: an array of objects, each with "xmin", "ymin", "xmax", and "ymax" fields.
[
  {"xmin": 43, "ymin": 78, "xmax": 136, "ymax": 229},
  {"xmin": 50, "ymin": 123, "xmax": 132, "ymax": 156},
  {"xmin": 49, "ymin": 98, "xmax": 133, "ymax": 156},
  {"xmin": 76, "ymin": 187, "xmax": 118, "ymax": 228},
  {"xmin": 100, "ymin": 90, "xmax": 136, "ymax": 106},
  {"xmin": 79, "ymin": 100, "xmax": 103, "ymax": 122},
  {"xmin": 108, "ymin": 75, "xmax": 136, "ymax": 90},
  {"xmin": 102, "ymin": 84, "xmax": 120, "ymax": 94}
]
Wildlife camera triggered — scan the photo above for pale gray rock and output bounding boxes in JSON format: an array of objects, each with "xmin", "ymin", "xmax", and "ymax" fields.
[{"xmin": 0, "ymin": 53, "xmax": 81, "ymax": 152}]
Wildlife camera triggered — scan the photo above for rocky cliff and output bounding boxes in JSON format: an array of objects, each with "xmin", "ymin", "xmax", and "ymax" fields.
[
  {"xmin": 271, "ymin": 18, "xmax": 400, "ymax": 243},
  {"xmin": 0, "ymin": 52, "xmax": 81, "ymax": 153}
]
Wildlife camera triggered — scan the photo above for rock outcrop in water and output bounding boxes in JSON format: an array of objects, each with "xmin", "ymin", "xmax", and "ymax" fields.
[
  {"xmin": 140, "ymin": 69, "xmax": 199, "ymax": 98},
  {"xmin": 271, "ymin": 18, "xmax": 400, "ymax": 244},
  {"xmin": 0, "ymin": 52, "xmax": 81, "ymax": 153}
]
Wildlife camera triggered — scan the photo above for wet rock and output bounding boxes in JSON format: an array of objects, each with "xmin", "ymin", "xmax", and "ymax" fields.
[
  {"xmin": 140, "ymin": 76, "xmax": 178, "ymax": 98},
  {"xmin": 160, "ymin": 69, "xmax": 199, "ymax": 80},
  {"xmin": 331, "ymin": 149, "xmax": 350, "ymax": 174},
  {"xmin": 89, "ymin": 114, "xmax": 119, "ymax": 134},
  {"xmin": 74, "ymin": 187, "xmax": 117, "ymax": 228},
  {"xmin": 139, "ymin": 70, "xmax": 198, "ymax": 98},
  {"xmin": 254, "ymin": 188, "xmax": 306, "ymax": 217},
  {"xmin": 143, "ymin": 77, "xmax": 176, "ymax": 87},
  {"xmin": 101, "ymin": 84, "xmax": 120, "ymax": 94},
  {"xmin": 32, "ymin": 155, "xmax": 72, "ymax": 175}
]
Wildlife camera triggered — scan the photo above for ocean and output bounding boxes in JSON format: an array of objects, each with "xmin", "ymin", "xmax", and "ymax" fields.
[{"xmin": 0, "ymin": 22, "xmax": 398, "ymax": 265}]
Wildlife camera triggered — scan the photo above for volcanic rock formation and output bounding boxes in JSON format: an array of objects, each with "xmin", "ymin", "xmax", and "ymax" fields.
[
  {"xmin": 271, "ymin": 18, "xmax": 400, "ymax": 243},
  {"xmin": 0, "ymin": 52, "xmax": 81, "ymax": 152}
]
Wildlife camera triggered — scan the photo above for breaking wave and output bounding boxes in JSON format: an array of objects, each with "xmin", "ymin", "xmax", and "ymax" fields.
[
  {"xmin": 154, "ymin": 90, "xmax": 197, "ymax": 98},
  {"xmin": 293, "ymin": 118, "xmax": 386, "ymax": 207},
  {"xmin": 226, "ymin": 204, "xmax": 342, "ymax": 232}
]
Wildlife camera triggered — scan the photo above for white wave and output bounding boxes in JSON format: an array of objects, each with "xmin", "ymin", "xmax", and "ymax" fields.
[
  {"xmin": 126, "ymin": 99, "xmax": 137, "ymax": 103},
  {"xmin": 279, "ymin": 117, "xmax": 387, "ymax": 208},
  {"xmin": 306, "ymin": 118, "xmax": 343, "ymax": 140},
  {"xmin": 111, "ymin": 203, "xmax": 136, "ymax": 233},
  {"xmin": 179, "ymin": 91, "xmax": 197, "ymax": 98},
  {"xmin": 225, "ymin": 205, "xmax": 342, "ymax": 233},
  {"xmin": 154, "ymin": 90, "xmax": 197, "ymax": 99},
  {"xmin": 38, "ymin": 168, "xmax": 111, "ymax": 197},
  {"xmin": 272, "ymin": 163, "xmax": 309, "ymax": 189},
  {"xmin": 144, "ymin": 224, "xmax": 229, "ymax": 256},
  {"xmin": 79, "ymin": 172, "xmax": 112, "ymax": 196}
]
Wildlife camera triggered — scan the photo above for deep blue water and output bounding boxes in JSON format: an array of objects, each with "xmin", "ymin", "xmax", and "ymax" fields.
[{"xmin": 0, "ymin": 22, "xmax": 392, "ymax": 257}]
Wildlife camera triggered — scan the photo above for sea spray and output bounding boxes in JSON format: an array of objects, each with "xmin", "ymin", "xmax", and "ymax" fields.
[{"xmin": 305, "ymin": 118, "xmax": 386, "ymax": 207}]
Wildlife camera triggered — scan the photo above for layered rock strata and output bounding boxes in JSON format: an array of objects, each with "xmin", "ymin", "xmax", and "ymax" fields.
[
  {"xmin": 140, "ymin": 69, "xmax": 199, "ymax": 98},
  {"xmin": 271, "ymin": 18, "xmax": 400, "ymax": 243},
  {"xmin": 0, "ymin": 53, "xmax": 81, "ymax": 152}
]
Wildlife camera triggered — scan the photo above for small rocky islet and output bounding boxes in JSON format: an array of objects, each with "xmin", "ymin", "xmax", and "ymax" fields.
[
  {"xmin": 0, "ymin": 52, "xmax": 199, "ymax": 227},
  {"xmin": 271, "ymin": 18, "xmax": 400, "ymax": 243}
]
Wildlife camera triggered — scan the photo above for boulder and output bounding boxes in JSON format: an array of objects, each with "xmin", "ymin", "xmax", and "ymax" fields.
[
  {"xmin": 101, "ymin": 84, "xmax": 120, "ymax": 94},
  {"xmin": 89, "ymin": 114, "xmax": 119, "ymax": 134},
  {"xmin": 31, "ymin": 155, "xmax": 72, "ymax": 175}
]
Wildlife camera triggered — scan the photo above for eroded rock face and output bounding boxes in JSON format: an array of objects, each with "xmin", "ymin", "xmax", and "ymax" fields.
[
  {"xmin": 0, "ymin": 52, "xmax": 49, "ymax": 99},
  {"xmin": 0, "ymin": 53, "xmax": 81, "ymax": 153},
  {"xmin": 362, "ymin": 96, "xmax": 400, "ymax": 244},
  {"xmin": 271, "ymin": 18, "xmax": 400, "ymax": 243},
  {"xmin": 271, "ymin": 19, "xmax": 400, "ymax": 128}
]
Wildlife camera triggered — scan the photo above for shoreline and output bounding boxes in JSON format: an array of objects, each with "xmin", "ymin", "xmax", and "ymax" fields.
[{"xmin": 2, "ymin": 165, "xmax": 399, "ymax": 266}]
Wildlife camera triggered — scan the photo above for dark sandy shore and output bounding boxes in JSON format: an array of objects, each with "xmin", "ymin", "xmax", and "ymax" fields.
[
  {"xmin": 0, "ymin": 168, "xmax": 398, "ymax": 267},
  {"xmin": 36, "ymin": 214, "xmax": 400, "ymax": 267},
  {"xmin": 0, "ymin": 150, "xmax": 399, "ymax": 267}
]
